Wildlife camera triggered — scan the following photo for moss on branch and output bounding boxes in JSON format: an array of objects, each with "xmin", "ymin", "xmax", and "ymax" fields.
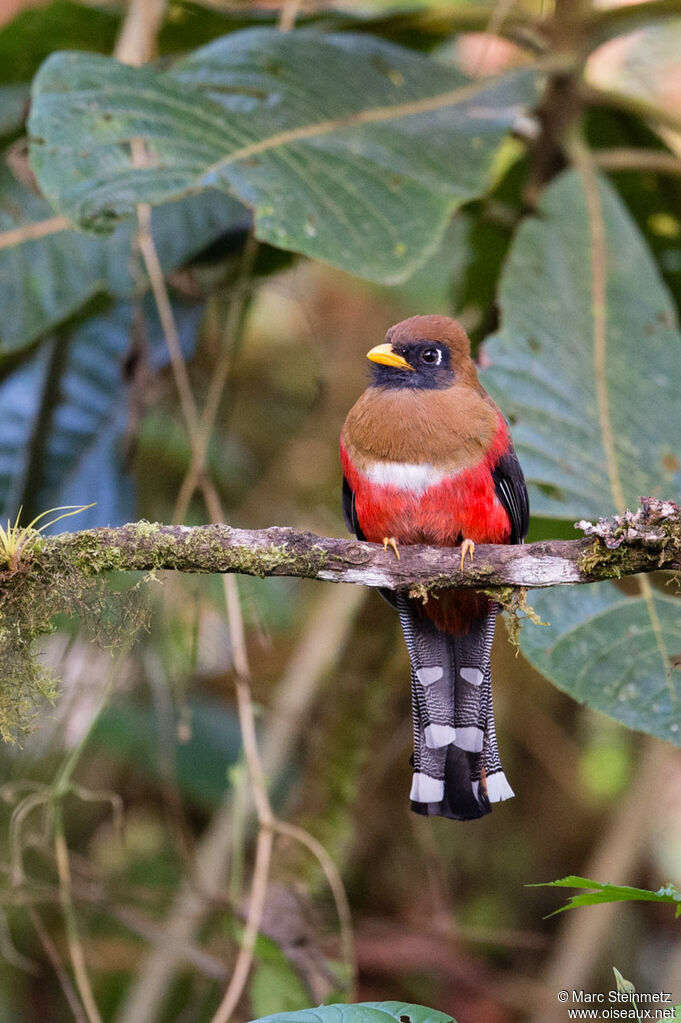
[
  {"xmin": 0, "ymin": 499, "xmax": 678, "ymax": 742},
  {"xmin": 2, "ymin": 498, "xmax": 680, "ymax": 592}
]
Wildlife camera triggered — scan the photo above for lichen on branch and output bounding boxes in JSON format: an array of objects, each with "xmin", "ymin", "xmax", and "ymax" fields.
[
  {"xmin": 0, "ymin": 498, "xmax": 678, "ymax": 742},
  {"xmin": 15, "ymin": 497, "xmax": 681, "ymax": 590}
]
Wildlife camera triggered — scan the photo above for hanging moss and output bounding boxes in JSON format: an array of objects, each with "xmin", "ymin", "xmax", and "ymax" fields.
[
  {"xmin": 482, "ymin": 585, "xmax": 547, "ymax": 648},
  {"xmin": 0, "ymin": 551, "xmax": 147, "ymax": 742}
]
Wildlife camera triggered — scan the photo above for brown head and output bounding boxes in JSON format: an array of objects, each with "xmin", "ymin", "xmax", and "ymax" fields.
[
  {"xmin": 343, "ymin": 314, "xmax": 501, "ymax": 466},
  {"xmin": 367, "ymin": 315, "xmax": 479, "ymax": 390}
]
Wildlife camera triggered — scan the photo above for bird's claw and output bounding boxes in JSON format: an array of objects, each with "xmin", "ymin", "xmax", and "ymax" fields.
[
  {"xmin": 383, "ymin": 536, "xmax": 400, "ymax": 560},
  {"xmin": 460, "ymin": 538, "xmax": 475, "ymax": 571}
]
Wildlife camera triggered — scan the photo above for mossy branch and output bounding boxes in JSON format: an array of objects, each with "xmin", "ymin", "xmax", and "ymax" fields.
[
  {"xmin": 4, "ymin": 498, "xmax": 680, "ymax": 593},
  {"xmin": 0, "ymin": 497, "xmax": 678, "ymax": 741}
]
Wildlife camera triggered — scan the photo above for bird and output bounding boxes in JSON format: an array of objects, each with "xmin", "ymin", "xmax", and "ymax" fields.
[{"xmin": 340, "ymin": 315, "xmax": 529, "ymax": 821}]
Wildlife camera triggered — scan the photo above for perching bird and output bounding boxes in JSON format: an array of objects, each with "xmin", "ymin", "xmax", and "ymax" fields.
[{"xmin": 340, "ymin": 315, "xmax": 529, "ymax": 821}]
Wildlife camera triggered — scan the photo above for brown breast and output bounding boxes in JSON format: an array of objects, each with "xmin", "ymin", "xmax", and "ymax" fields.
[{"xmin": 341, "ymin": 382, "xmax": 501, "ymax": 474}]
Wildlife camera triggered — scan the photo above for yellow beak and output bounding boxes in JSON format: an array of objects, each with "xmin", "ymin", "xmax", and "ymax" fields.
[{"xmin": 366, "ymin": 343, "xmax": 415, "ymax": 372}]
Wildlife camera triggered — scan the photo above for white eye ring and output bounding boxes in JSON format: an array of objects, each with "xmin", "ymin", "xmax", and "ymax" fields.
[{"xmin": 422, "ymin": 347, "xmax": 442, "ymax": 366}]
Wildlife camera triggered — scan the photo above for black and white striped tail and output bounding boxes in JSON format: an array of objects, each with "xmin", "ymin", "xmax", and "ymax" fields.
[{"xmin": 396, "ymin": 594, "xmax": 513, "ymax": 821}]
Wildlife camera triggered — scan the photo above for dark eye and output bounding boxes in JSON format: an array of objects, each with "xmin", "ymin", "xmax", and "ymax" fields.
[{"xmin": 420, "ymin": 347, "xmax": 441, "ymax": 365}]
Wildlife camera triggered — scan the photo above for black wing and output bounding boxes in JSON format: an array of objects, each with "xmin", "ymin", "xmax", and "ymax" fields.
[
  {"xmin": 492, "ymin": 446, "xmax": 529, "ymax": 545},
  {"xmin": 342, "ymin": 474, "xmax": 366, "ymax": 541}
]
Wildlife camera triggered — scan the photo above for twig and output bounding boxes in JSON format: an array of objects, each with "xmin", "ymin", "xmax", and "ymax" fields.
[
  {"xmin": 114, "ymin": 0, "xmax": 166, "ymax": 66},
  {"xmin": 587, "ymin": 0, "xmax": 681, "ymax": 46},
  {"xmin": 211, "ymin": 666, "xmax": 359, "ymax": 1019},
  {"xmin": 572, "ymin": 137, "xmax": 674, "ymax": 693},
  {"xmin": 274, "ymin": 820, "xmax": 356, "ymax": 999},
  {"xmin": 173, "ymin": 234, "xmax": 258, "ymax": 523},
  {"xmin": 0, "ymin": 216, "xmax": 70, "ymax": 252},
  {"xmin": 115, "ymin": 0, "xmax": 201, "ymax": 449},
  {"xmin": 0, "ymin": 651, "xmax": 125, "ymax": 1020},
  {"xmin": 121, "ymin": 42, "xmax": 277, "ymax": 1008},
  {"xmin": 136, "ymin": 203, "xmax": 202, "ymax": 440},
  {"xmin": 593, "ymin": 147, "xmax": 681, "ymax": 176},
  {"xmin": 205, "ymin": 465, "xmax": 277, "ymax": 1021},
  {"xmin": 208, "ymin": 586, "xmax": 273, "ymax": 1022},
  {"xmin": 54, "ymin": 805, "xmax": 103, "ymax": 1023},
  {"xmin": 210, "ymin": 826, "xmax": 275, "ymax": 1023},
  {"xmin": 278, "ymin": 0, "xmax": 302, "ymax": 32},
  {"xmin": 29, "ymin": 908, "xmax": 89, "ymax": 1023},
  {"xmin": 138, "ymin": 204, "xmax": 269, "ymax": 1023},
  {"xmin": 21, "ymin": 498, "xmax": 681, "ymax": 591},
  {"xmin": 583, "ymin": 83, "xmax": 681, "ymax": 138}
]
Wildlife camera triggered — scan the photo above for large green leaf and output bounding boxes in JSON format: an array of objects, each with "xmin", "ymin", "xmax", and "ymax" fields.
[
  {"xmin": 0, "ymin": 164, "xmax": 245, "ymax": 358},
  {"xmin": 0, "ymin": 305, "xmax": 135, "ymax": 524},
  {"xmin": 519, "ymin": 583, "xmax": 681, "ymax": 745},
  {"xmin": 482, "ymin": 168, "xmax": 681, "ymax": 521},
  {"xmin": 0, "ymin": 299, "xmax": 201, "ymax": 525},
  {"xmin": 583, "ymin": 108, "xmax": 681, "ymax": 314},
  {"xmin": 249, "ymin": 1004, "xmax": 454, "ymax": 1023},
  {"xmin": 28, "ymin": 29, "xmax": 536, "ymax": 283},
  {"xmin": 0, "ymin": 164, "xmax": 101, "ymax": 358},
  {"xmin": 481, "ymin": 169, "xmax": 681, "ymax": 742}
]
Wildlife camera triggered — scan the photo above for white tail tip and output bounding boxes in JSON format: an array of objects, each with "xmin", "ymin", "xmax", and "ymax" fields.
[
  {"xmin": 410, "ymin": 772, "xmax": 445, "ymax": 803},
  {"xmin": 486, "ymin": 771, "xmax": 515, "ymax": 803}
]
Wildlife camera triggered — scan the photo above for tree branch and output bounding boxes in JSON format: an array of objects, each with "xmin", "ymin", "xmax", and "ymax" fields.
[{"xmin": 14, "ymin": 498, "xmax": 680, "ymax": 593}]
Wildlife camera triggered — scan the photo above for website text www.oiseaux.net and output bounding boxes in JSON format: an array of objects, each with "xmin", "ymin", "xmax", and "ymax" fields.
[{"xmin": 566, "ymin": 1010, "xmax": 674, "ymax": 1020}]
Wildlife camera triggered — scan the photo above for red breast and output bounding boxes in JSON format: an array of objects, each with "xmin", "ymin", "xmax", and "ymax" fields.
[{"xmin": 340, "ymin": 422, "xmax": 511, "ymax": 547}]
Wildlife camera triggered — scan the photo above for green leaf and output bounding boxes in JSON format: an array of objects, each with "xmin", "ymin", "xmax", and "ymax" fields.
[
  {"xmin": 583, "ymin": 107, "xmax": 681, "ymax": 312},
  {"xmin": 249, "ymin": 936, "xmax": 309, "ymax": 1017},
  {"xmin": 249, "ymin": 1004, "xmax": 455, "ymax": 1023},
  {"xmin": 481, "ymin": 168, "xmax": 681, "ymax": 742},
  {"xmin": 249, "ymin": 962, "xmax": 308, "ymax": 1017},
  {"xmin": 0, "ymin": 164, "xmax": 245, "ymax": 357},
  {"xmin": 0, "ymin": 164, "xmax": 100, "ymax": 358},
  {"xmin": 530, "ymin": 876, "xmax": 681, "ymax": 918},
  {"xmin": 0, "ymin": 305, "xmax": 134, "ymax": 523},
  {"xmin": 28, "ymin": 29, "xmax": 537, "ymax": 283},
  {"xmin": 0, "ymin": 299, "xmax": 201, "ymax": 525},
  {"xmin": 482, "ymin": 168, "xmax": 681, "ymax": 521},
  {"xmin": 518, "ymin": 582, "xmax": 681, "ymax": 746}
]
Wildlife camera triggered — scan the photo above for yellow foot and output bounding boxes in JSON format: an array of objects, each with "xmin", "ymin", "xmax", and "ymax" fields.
[
  {"xmin": 460, "ymin": 538, "xmax": 475, "ymax": 571},
  {"xmin": 383, "ymin": 536, "xmax": 400, "ymax": 560}
]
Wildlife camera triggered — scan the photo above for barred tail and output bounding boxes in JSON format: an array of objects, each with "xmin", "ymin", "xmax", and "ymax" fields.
[{"xmin": 397, "ymin": 595, "xmax": 513, "ymax": 821}]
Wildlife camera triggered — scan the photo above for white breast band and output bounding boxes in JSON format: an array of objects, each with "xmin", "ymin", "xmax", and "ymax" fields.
[{"xmin": 363, "ymin": 460, "xmax": 447, "ymax": 493}]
